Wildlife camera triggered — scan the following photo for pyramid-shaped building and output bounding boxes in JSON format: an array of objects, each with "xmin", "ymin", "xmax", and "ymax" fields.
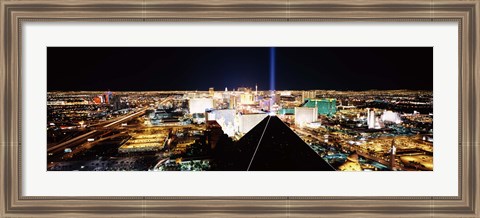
[{"xmin": 234, "ymin": 115, "xmax": 335, "ymax": 171}]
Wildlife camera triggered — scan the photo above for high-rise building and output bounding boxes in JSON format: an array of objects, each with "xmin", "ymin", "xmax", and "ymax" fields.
[
  {"xmin": 302, "ymin": 90, "xmax": 316, "ymax": 102},
  {"xmin": 112, "ymin": 95, "xmax": 122, "ymax": 110},
  {"xmin": 229, "ymin": 95, "xmax": 237, "ymax": 109},
  {"xmin": 367, "ymin": 108, "xmax": 384, "ymax": 129},
  {"xmin": 237, "ymin": 113, "xmax": 268, "ymax": 134},
  {"xmin": 209, "ymin": 87, "xmax": 214, "ymax": 97},
  {"xmin": 294, "ymin": 107, "xmax": 317, "ymax": 127},
  {"xmin": 273, "ymin": 93, "xmax": 281, "ymax": 104},
  {"xmin": 303, "ymin": 98, "xmax": 337, "ymax": 116},
  {"xmin": 188, "ymin": 98, "xmax": 214, "ymax": 114},
  {"xmin": 240, "ymin": 93, "xmax": 254, "ymax": 105},
  {"xmin": 390, "ymin": 139, "xmax": 397, "ymax": 170},
  {"xmin": 367, "ymin": 108, "xmax": 375, "ymax": 129},
  {"xmin": 278, "ymin": 108, "xmax": 295, "ymax": 115},
  {"xmin": 103, "ymin": 91, "xmax": 113, "ymax": 104},
  {"xmin": 93, "ymin": 96, "xmax": 102, "ymax": 104}
]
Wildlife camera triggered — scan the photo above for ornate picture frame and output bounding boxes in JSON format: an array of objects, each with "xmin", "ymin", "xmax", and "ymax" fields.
[{"xmin": 1, "ymin": 0, "xmax": 478, "ymax": 217}]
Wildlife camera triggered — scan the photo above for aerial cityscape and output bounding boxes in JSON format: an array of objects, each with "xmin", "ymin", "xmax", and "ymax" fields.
[{"xmin": 47, "ymin": 47, "xmax": 433, "ymax": 171}]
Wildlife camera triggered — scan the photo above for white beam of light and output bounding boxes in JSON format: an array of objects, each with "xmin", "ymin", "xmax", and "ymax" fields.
[{"xmin": 269, "ymin": 47, "xmax": 275, "ymax": 93}]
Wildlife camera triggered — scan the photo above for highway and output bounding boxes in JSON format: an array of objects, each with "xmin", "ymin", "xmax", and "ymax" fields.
[
  {"xmin": 104, "ymin": 108, "xmax": 147, "ymax": 127},
  {"xmin": 47, "ymin": 130, "xmax": 98, "ymax": 153},
  {"xmin": 48, "ymin": 96, "xmax": 172, "ymax": 159},
  {"xmin": 89, "ymin": 108, "xmax": 146, "ymax": 127},
  {"xmin": 61, "ymin": 131, "xmax": 129, "ymax": 160},
  {"xmin": 47, "ymin": 108, "xmax": 147, "ymax": 154}
]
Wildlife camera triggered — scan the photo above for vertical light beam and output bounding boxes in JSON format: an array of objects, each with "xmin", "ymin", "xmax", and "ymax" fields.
[{"xmin": 269, "ymin": 47, "xmax": 276, "ymax": 92}]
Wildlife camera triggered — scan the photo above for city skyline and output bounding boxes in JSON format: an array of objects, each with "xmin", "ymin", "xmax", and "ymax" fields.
[
  {"xmin": 47, "ymin": 47, "xmax": 433, "ymax": 172},
  {"xmin": 47, "ymin": 47, "xmax": 433, "ymax": 91}
]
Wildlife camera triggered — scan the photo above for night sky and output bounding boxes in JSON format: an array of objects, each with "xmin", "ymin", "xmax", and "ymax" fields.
[{"xmin": 47, "ymin": 47, "xmax": 432, "ymax": 91}]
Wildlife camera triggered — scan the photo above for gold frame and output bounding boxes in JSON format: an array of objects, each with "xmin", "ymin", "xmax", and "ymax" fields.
[{"xmin": 1, "ymin": 0, "xmax": 479, "ymax": 217}]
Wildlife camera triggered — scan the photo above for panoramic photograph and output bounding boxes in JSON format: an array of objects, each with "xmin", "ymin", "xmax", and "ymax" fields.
[{"xmin": 46, "ymin": 47, "xmax": 433, "ymax": 171}]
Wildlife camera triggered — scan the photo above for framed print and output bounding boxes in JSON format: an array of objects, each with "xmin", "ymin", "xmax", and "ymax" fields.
[{"xmin": 1, "ymin": 0, "xmax": 479, "ymax": 217}]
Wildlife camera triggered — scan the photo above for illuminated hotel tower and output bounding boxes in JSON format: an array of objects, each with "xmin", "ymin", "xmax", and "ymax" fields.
[
  {"xmin": 390, "ymin": 139, "xmax": 397, "ymax": 170},
  {"xmin": 255, "ymin": 84, "xmax": 258, "ymax": 101},
  {"xmin": 367, "ymin": 108, "xmax": 370, "ymax": 123},
  {"xmin": 367, "ymin": 108, "xmax": 375, "ymax": 129},
  {"xmin": 209, "ymin": 87, "xmax": 214, "ymax": 97}
]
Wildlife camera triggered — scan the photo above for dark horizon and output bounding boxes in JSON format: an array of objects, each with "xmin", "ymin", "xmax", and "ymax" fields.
[
  {"xmin": 47, "ymin": 47, "xmax": 433, "ymax": 92},
  {"xmin": 46, "ymin": 89, "xmax": 433, "ymax": 92}
]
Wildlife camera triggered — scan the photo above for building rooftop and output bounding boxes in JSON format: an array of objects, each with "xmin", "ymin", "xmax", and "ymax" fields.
[
  {"xmin": 235, "ymin": 115, "xmax": 335, "ymax": 171},
  {"xmin": 118, "ymin": 132, "xmax": 168, "ymax": 153}
]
